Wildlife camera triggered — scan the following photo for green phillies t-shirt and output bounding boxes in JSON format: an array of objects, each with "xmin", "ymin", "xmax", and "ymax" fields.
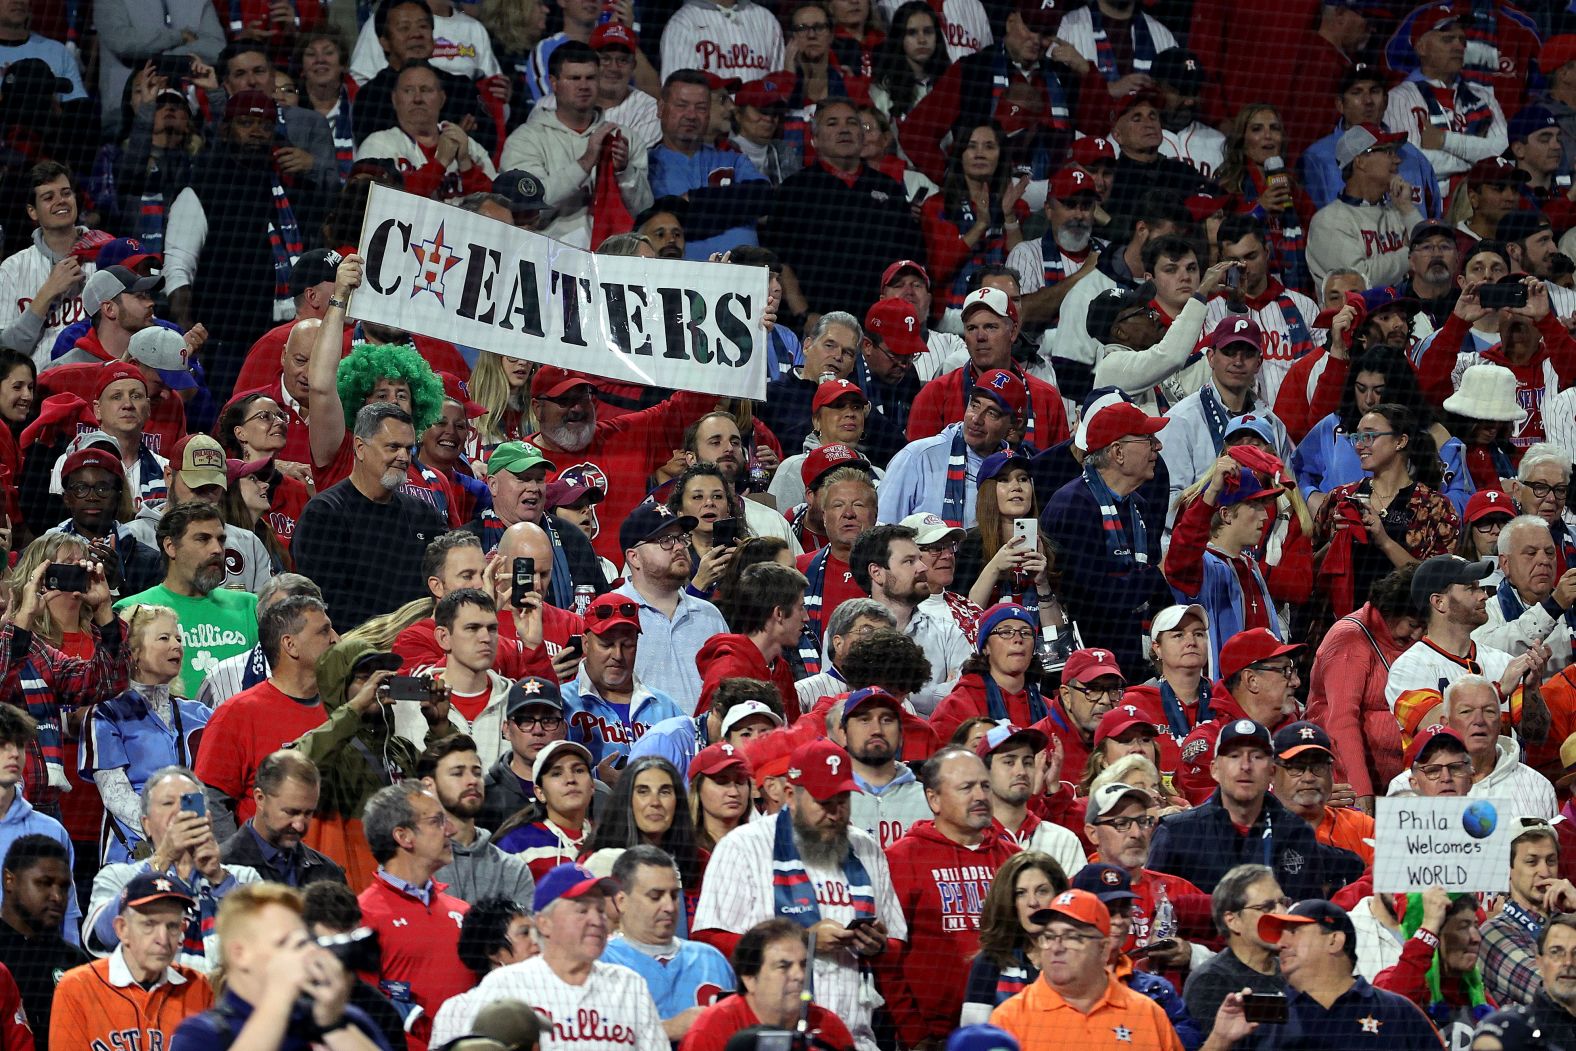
[{"xmin": 116, "ymin": 585, "xmax": 259, "ymax": 696}]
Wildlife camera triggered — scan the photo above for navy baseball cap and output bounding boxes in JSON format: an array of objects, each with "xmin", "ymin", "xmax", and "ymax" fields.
[
  {"xmin": 1070, "ymin": 863, "xmax": 1139, "ymax": 904},
  {"xmin": 946, "ymin": 1026, "xmax": 1020, "ymax": 1051},
  {"xmin": 533, "ymin": 862, "xmax": 617, "ymax": 912},
  {"xmin": 1215, "ymin": 718, "xmax": 1273, "ymax": 758},
  {"xmin": 120, "ymin": 872, "xmax": 195, "ymax": 913},
  {"xmin": 1258, "ymin": 898, "xmax": 1356, "ymax": 950},
  {"xmin": 1274, "ymin": 720, "xmax": 1334, "ymax": 761},
  {"xmin": 619, "ymin": 500, "xmax": 697, "ymax": 553},
  {"xmin": 1508, "ymin": 104, "xmax": 1558, "ymax": 143},
  {"xmin": 505, "ymin": 677, "xmax": 563, "ymax": 718}
]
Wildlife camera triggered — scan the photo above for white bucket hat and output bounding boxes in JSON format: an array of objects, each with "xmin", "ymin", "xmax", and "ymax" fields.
[{"xmin": 1443, "ymin": 363, "xmax": 1529, "ymax": 423}]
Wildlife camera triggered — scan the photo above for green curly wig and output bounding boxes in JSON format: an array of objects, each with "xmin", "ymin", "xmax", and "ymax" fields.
[{"xmin": 336, "ymin": 341, "xmax": 445, "ymax": 433}]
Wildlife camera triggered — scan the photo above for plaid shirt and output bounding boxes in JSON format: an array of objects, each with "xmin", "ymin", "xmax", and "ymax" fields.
[
  {"xmin": 1481, "ymin": 904, "xmax": 1545, "ymax": 1007},
  {"xmin": 0, "ymin": 619, "xmax": 129, "ymax": 807}
]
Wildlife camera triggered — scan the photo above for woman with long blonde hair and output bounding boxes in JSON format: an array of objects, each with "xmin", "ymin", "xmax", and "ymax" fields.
[
  {"xmin": 1215, "ymin": 103, "xmax": 1313, "ymax": 293},
  {"xmin": 479, "ymin": 0, "xmax": 548, "ymax": 72},
  {"xmin": 468, "ymin": 351, "xmax": 534, "ymax": 461}
]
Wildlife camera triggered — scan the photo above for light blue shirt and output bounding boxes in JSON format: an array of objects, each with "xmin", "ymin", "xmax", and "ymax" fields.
[
  {"xmin": 1301, "ymin": 121, "xmax": 1442, "ymax": 218},
  {"xmin": 0, "ymin": 35, "xmax": 89, "ymax": 101},
  {"xmin": 613, "ymin": 581, "xmax": 728, "ymax": 712},
  {"xmin": 877, "ymin": 422, "xmax": 982, "ymax": 526},
  {"xmin": 647, "ymin": 143, "xmax": 768, "ymax": 259}
]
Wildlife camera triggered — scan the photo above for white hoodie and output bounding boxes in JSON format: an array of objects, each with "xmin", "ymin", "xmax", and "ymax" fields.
[
  {"xmin": 499, "ymin": 105, "xmax": 653, "ymax": 249},
  {"xmin": 1385, "ymin": 735, "xmax": 1557, "ymax": 820}
]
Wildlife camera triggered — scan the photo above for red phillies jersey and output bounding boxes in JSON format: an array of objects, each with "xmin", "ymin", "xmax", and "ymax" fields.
[{"xmin": 357, "ymin": 876, "xmax": 472, "ymax": 1051}]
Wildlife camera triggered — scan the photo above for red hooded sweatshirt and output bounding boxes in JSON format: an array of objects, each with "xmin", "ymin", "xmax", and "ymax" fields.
[
  {"xmin": 882, "ymin": 819, "xmax": 1019, "ymax": 1045},
  {"xmin": 931, "ymin": 673, "xmax": 1061, "ymax": 750},
  {"xmin": 696, "ymin": 633, "xmax": 799, "ymax": 720}
]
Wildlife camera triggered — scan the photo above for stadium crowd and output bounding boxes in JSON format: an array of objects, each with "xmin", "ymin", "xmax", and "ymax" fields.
[{"xmin": 14, "ymin": 0, "xmax": 1576, "ymax": 1049}]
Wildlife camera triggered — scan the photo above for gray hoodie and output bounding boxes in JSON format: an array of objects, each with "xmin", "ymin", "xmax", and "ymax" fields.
[
  {"xmin": 127, "ymin": 498, "xmax": 275, "ymax": 594},
  {"xmin": 434, "ymin": 825, "xmax": 536, "ymax": 905}
]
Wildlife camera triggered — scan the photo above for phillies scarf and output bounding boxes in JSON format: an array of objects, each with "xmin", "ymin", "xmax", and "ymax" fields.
[
  {"xmin": 989, "ymin": 48, "xmax": 1070, "ymax": 134},
  {"xmin": 241, "ymin": 643, "xmax": 270, "ymax": 692},
  {"xmin": 992, "ymin": 954, "xmax": 1038, "ymax": 1005},
  {"xmin": 268, "ymin": 171, "xmax": 304, "ymax": 303},
  {"xmin": 786, "ymin": 503, "xmax": 827, "ymax": 553},
  {"xmin": 799, "ymin": 547, "xmax": 830, "ymax": 674},
  {"xmin": 17, "ymin": 659, "xmax": 65, "ymax": 808},
  {"xmin": 1157, "ymin": 679, "xmax": 1195, "ymax": 738},
  {"xmin": 1088, "ymin": 3, "xmax": 1157, "ymax": 80},
  {"xmin": 591, "ymin": 134, "xmax": 633, "ymax": 249},
  {"xmin": 1416, "ymin": 75, "xmax": 1496, "ymax": 139},
  {"xmin": 983, "ymin": 671, "xmax": 1047, "ymax": 723},
  {"xmin": 945, "ymin": 197, "xmax": 1007, "ymax": 311},
  {"xmin": 1242, "ymin": 173, "xmax": 1310, "ymax": 293},
  {"xmin": 329, "ymin": 88, "xmax": 355, "ymax": 179},
  {"xmin": 1197, "ymin": 385, "xmax": 1239, "ymax": 454},
  {"xmin": 1038, "ymin": 237, "xmax": 1091, "ymax": 291},
  {"xmin": 771, "ymin": 806, "xmax": 876, "ymax": 924},
  {"xmin": 1272, "ymin": 294, "xmax": 1316, "ymax": 362},
  {"xmin": 943, "ymin": 426, "xmax": 973, "ymax": 528},
  {"xmin": 1082, "ymin": 460, "xmax": 1148, "ymax": 566}
]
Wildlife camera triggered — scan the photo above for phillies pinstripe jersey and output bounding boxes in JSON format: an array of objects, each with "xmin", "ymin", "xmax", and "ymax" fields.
[
  {"xmin": 1203, "ymin": 285, "xmax": 1321, "ymax": 408},
  {"xmin": 435, "ymin": 956, "xmax": 667, "ymax": 1051},
  {"xmin": 877, "ymin": 0, "xmax": 992, "ymax": 61},
  {"xmin": 660, "ymin": 0, "xmax": 784, "ymax": 81},
  {"xmin": 0, "ymin": 233, "xmax": 93, "ymax": 367},
  {"xmin": 1161, "ymin": 122, "xmax": 1226, "ymax": 179},
  {"xmin": 691, "ymin": 818, "xmax": 907, "ymax": 1051}
]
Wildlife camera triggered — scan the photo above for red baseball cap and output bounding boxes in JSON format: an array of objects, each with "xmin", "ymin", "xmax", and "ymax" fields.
[
  {"xmin": 1541, "ymin": 34, "xmax": 1576, "ymax": 75},
  {"xmin": 224, "ymin": 89, "xmax": 277, "ymax": 122},
  {"xmin": 1114, "ymin": 86, "xmax": 1165, "ymax": 120},
  {"xmin": 1208, "ymin": 315, "xmax": 1265, "ymax": 353},
  {"xmin": 690, "ymin": 741, "xmax": 752, "ymax": 780},
  {"xmin": 1184, "ymin": 194, "xmax": 1230, "ymax": 222},
  {"xmin": 60, "ymin": 446, "xmax": 125, "ymax": 482},
  {"xmin": 1464, "ymin": 489, "xmax": 1516, "ymax": 523},
  {"xmin": 881, "ymin": 259, "xmax": 931, "ymax": 290},
  {"xmin": 742, "ymin": 729, "xmax": 796, "ymax": 786},
  {"xmin": 1082, "ymin": 402, "xmax": 1165, "ymax": 452},
  {"xmin": 95, "ymin": 361, "xmax": 147, "ymax": 399},
  {"xmin": 969, "ymin": 368, "xmax": 1027, "ymax": 420},
  {"xmin": 1218, "ymin": 627, "xmax": 1304, "ymax": 681},
  {"xmin": 590, "ymin": 22, "xmax": 637, "ymax": 50},
  {"xmin": 735, "ymin": 71, "xmax": 796, "ymax": 110},
  {"xmin": 961, "ymin": 287, "xmax": 1018, "ymax": 324},
  {"xmin": 800, "ymin": 442, "xmax": 870, "ymax": 490},
  {"xmin": 439, "ymin": 371, "xmax": 487, "ymax": 419},
  {"xmin": 1050, "ymin": 166, "xmax": 1101, "ymax": 201},
  {"xmin": 531, "ymin": 365, "xmax": 595, "ymax": 399},
  {"xmin": 788, "ymin": 739, "xmax": 860, "ymax": 800},
  {"xmin": 864, "ymin": 297, "xmax": 927, "ymax": 356},
  {"xmin": 702, "ymin": 70, "xmax": 743, "ymax": 92},
  {"xmin": 1062, "ymin": 647, "xmax": 1125, "ymax": 685},
  {"xmin": 1313, "ymin": 289, "xmax": 1369, "ymax": 328},
  {"xmin": 1028, "ymin": 889, "xmax": 1111, "ymax": 937},
  {"xmin": 1468, "ymin": 156, "xmax": 1530, "ymax": 187},
  {"xmin": 812, "ymin": 378, "xmax": 869, "ymax": 414},
  {"xmin": 1070, "ymin": 136, "xmax": 1116, "ymax": 168},
  {"xmin": 1410, "ymin": 2, "xmax": 1464, "ymax": 47},
  {"xmin": 1094, "ymin": 703, "xmax": 1159, "ymax": 745},
  {"xmin": 1403, "ymin": 723, "xmax": 1469, "ymax": 767},
  {"xmin": 584, "ymin": 594, "xmax": 641, "ymax": 635}
]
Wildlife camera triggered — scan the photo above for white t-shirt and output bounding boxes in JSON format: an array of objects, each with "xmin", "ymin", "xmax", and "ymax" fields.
[{"xmin": 349, "ymin": 9, "xmax": 501, "ymax": 85}]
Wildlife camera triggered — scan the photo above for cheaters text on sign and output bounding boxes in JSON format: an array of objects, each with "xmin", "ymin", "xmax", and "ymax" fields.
[{"xmin": 350, "ymin": 184, "xmax": 770, "ymax": 400}]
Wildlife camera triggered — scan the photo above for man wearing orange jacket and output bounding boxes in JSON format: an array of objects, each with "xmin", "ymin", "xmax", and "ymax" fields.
[{"xmin": 49, "ymin": 872, "xmax": 213, "ymax": 1051}]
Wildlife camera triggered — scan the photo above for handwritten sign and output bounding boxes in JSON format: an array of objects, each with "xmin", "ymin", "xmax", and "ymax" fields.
[{"xmin": 1373, "ymin": 797, "xmax": 1512, "ymax": 894}]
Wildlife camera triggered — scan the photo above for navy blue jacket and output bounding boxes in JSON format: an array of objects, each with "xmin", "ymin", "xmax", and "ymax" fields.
[
  {"xmin": 1248, "ymin": 977, "xmax": 1444, "ymax": 1051},
  {"xmin": 1040, "ymin": 469, "xmax": 1170, "ymax": 678},
  {"xmin": 1147, "ymin": 791, "xmax": 1365, "ymax": 904}
]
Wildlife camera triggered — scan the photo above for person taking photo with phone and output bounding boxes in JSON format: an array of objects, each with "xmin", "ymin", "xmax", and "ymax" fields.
[{"xmin": 84, "ymin": 765, "xmax": 261, "ymax": 973}]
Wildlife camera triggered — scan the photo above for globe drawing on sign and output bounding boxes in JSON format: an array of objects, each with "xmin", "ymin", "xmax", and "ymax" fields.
[{"xmin": 1462, "ymin": 800, "xmax": 1498, "ymax": 839}]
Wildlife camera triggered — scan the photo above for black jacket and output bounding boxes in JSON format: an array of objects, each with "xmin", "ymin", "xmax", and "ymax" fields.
[
  {"xmin": 761, "ymin": 163, "xmax": 924, "ymax": 318},
  {"xmin": 221, "ymin": 821, "xmax": 347, "ymax": 888},
  {"xmin": 0, "ymin": 919, "xmax": 88, "ymax": 1051},
  {"xmin": 353, "ymin": 65, "xmax": 496, "ymax": 155},
  {"xmin": 1147, "ymin": 792, "xmax": 1365, "ymax": 903}
]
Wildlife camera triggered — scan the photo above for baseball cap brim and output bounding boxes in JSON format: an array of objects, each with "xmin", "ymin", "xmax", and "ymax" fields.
[
  {"xmin": 1277, "ymin": 742, "xmax": 1335, "ymax": 761},
  {"xmin": 1257, "ymin": 912, "xmax": 1316, "ymax": 944},
  {"xmin": 123, "ymin": 888, "xmax": 196, "ymax": 911}
]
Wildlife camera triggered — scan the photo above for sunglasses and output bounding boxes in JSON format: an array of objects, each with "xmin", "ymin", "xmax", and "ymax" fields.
[{"xmin": 587, "ymin": 601, "xmax": 640, "ymax": 623}]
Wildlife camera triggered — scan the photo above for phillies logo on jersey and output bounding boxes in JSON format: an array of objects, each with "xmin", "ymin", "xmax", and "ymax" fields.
[
  {"xmin": 546, "ymin": 1008, "xmax": 641, "ymax": 1044},
  {"xmin": 1360, "ymin": 229, "xmax": 1404, "ymax": 259},
  {"xmin": 410, "ymin": 223, "xmax": 463, "ymax": 305},
  {"xmin": 559, "ymin": 462, "xmax": 609, "ymax": 494},
  {"xmin": 694, "ymin": 984, "xmax": 724, "ymax": 1007},
  {"xmin": 569, "ymin": 711, "xmax": 650, "ymax": 745},
  {"xmin": 694, "ymin": 41, "xmax": 769, "ymax": 71},
  {"xmin": 944, "ymin": 21, "xmax": 981, "ymax": 51}
]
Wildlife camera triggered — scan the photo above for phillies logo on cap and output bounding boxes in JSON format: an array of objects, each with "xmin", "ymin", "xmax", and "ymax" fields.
[
  {"xmin": 1120, "ymin": 705, "xmax": 1138, "ymax": 716},
  {"xmin": 190, "ymin": 447, "xmax": 224, "ymax": 469},
  {"xmin": 904, "ymin": 315, "xmax": 916, "ymax": 332},
  {"xmin": 920, "ymin": 513, "xmax": 944, "ymax": 525},
  {"xmin": 1233, "ymin": 319, "xmax": 1250, "ymax": 333},
  {"xmin": 825, "ymin": 753, "xmax": 842, "ymax": 775},
  {"xmin": 721, "ymin": 743, "xmax": 735, "ymax": 755},
  {"xmin": 1071, "ymin": 171, "xmax": 1088, "ymax": 185},
  {"xmin": 990, "ymin": 372, "xmax": 1011, "ymax": 390},
  {"xmin": 825, "ymin": 446, "xmax": 853, "ymax": 462},
  {"xmin": 1235, "ymin": 719, "xmax": 1255, "ymax": 734},
  {"xmin": 1487, "ymin": 492, "xmax": 1502, "ymax": 503},
  {"xmin": 1100, "ymin": 869, "xmax": 1122, "ymax": 886}
]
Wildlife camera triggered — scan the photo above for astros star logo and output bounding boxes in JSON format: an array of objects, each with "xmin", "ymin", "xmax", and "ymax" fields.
[
  {"xmin": 521, "ymin": 679, "xmax": 543, "ymax": 694},
  {"xmin": 1113, "ymin": 1026, "xmax": 1133, "ymax": 1042},
  {"xmin": 410, "ymin": 223, "xmax": 462, "ymax": 305},
  {"xmin": 153, "ymin": 878, "xmax": 173, "ymax": 892},
  {"xmin": 1358, "ymin": 1016, "xmax": 1381, "ymax": 1034}
]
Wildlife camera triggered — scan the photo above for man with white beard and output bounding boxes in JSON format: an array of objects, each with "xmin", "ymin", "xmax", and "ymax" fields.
[
  {"xmin": 294, "ymin": 403, "xmax": 450, "ymax": 632},
  {"xmin": 1006, "ymin": 168, "xmax": 1106, "ymax": 332},
  {"xmin": 523, "ymin": 365, "xmax": 714, "ymax": 564}
]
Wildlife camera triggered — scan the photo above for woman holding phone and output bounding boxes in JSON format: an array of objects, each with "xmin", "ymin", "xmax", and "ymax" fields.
[
  {"xmin": 667, "ymin": 464, "xmax": 749, "ymax": 597},
  {"xmin": 954, "ymin": 452, "xmax": 1056, "ymax": 612}
]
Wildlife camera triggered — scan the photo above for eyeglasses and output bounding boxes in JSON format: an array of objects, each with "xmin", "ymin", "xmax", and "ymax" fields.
[
  {"xmin": 65, "ymin": 482, "xmax": 119, "ymax": 499},
  {"xmin": 920, "ymin": 540, "xmax": 960, "ymax": 555},
  {"xmin": 990, "ymin": 627, "xmax": 1036, "ymax": 642},
  {"xmin": 1037, "ymin": 928, "xmax": 1104, "ymax": 947},
  {"xmin": 1093, "ymin": 814, "xmax": 1156, "ymax": 833},
  {"xmin": 511, "ymin": 713, "xmax": 563, "ymax": 729},
  {"xmin": 1117, "ymin": 436, "xmax": 1160, "ymax": 450},
  {"xmin": 587, "ymin": 601, "xmax": 640, "ymax": 623},
  {"xmin": 1347, "ymin": 430, "xmax": 1398, "ymax": 446},
  {"xmin": 1237, "ymin": 896, "xmax": 1294, "ymax": 915},
  {"xmin": 1068, "ymin": 682, "xmax": 1125, "ymax": 702},
  {"xmin": 1525, "ymin": 482, "xmax": 1570, "ymax": 500},
  {"xmin": 1473, "ymin": 518, "xmax": 1509, "ymax": 533},
  {"xmin": 1277, "ymin": 759, "xmax": 1333, "ymax": 777},
  {"xmin": 1413, "ymin": 759, "xmax": 1473, "ymax": 781},
  {"xmin": 1116, "ymin": 307, "xmax": 1160, "ymax": 326},
  {"xmin": 791, "ymin": 21, "xmax": 830, "ymax": 33},
  {"xmin": 1253, "ymin": 663, "xmax": 1297, "ymax": 680},
  {"xmin": 245, "ymin": 409, "xmax": 289, "ymax": 426},
  {"xmin": 640, "ymin": 531, "xmax": 692, "ymax": 553}
]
